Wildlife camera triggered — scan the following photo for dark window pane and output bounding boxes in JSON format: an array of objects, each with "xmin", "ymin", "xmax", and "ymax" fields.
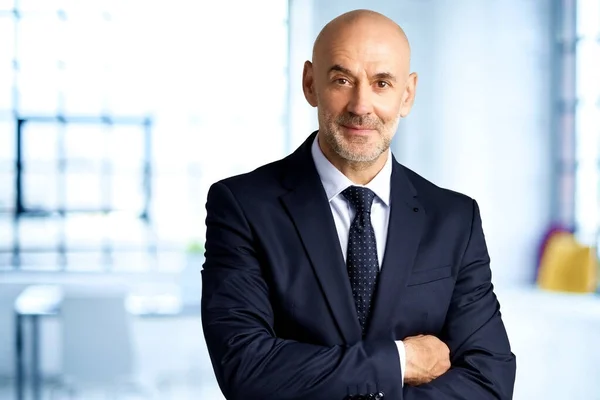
[
  {"xmin": 22, "ymin": 171, "xmax": 59, "ymax": 210},
  {"xmin": 22, "ymin": 122, "xmax": 59, "ymax": 171}
]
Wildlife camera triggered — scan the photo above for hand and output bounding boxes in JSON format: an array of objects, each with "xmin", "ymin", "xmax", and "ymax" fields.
[{"xmin": 403, "ymin": 334, "xmax": 451, "ymax": 386}]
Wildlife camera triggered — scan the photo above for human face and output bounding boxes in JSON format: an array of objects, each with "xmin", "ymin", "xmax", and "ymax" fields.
[{"xmin": 303, "ymin": 26, "xmax": 416, "ymax": 164}]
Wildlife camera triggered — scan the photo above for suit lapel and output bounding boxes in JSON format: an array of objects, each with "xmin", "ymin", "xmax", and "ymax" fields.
[
  {"xmin": 280, "ymin": 134, "xmax": 362, "ymax": 344},
  {"xmin": 366, "ymin": 159, "xmax": 426, "ymax": 340}
]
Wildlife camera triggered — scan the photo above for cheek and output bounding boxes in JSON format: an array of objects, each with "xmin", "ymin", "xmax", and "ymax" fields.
[
  {"xmin": 374, "ymin": 97, "xmax": 403, "ymax": 120},
  {"xmin": 319, "ymin": 90, "xmax": 349, "ymax": 113},
  {"xmin": 377, "ymin": 108, "xmax": 402, "ymax": 126}
]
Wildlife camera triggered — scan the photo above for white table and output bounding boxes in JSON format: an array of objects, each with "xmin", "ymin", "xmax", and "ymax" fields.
[{"xmin": 13, "ymin": 284, "xmax": 199, "ymax": 400}]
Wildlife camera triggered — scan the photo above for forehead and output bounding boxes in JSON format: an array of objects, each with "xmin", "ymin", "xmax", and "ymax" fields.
[{"xmin": 320, "ymin": 32, "xmax": 407, "ymax": 76}]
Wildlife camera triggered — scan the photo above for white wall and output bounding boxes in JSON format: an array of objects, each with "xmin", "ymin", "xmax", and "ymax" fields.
[
  {"xmin": 290, "ymin": 0, "xmax": 553, "ymax": 286},
  {"xmin": 287, "ymin": 0, "xmax": 317, "ymax": 149}
]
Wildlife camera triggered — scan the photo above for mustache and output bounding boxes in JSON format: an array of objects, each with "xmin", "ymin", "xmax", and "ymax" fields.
[{"xmin": 336, "ymin": 114, "xmax": 383, "ymax": 129}]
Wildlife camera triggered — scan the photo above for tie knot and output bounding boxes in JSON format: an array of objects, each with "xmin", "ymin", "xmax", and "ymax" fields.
[{"xmin": 342, "ymin": 186, "xmax": 376, "ymax": 214}]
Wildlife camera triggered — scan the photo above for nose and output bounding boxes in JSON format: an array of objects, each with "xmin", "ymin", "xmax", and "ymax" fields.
[{"xmin": 346, "ymin": 83, "xmax": 374, "ymax": 116}]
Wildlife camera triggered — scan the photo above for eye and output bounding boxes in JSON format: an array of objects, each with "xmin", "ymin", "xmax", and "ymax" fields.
[
  {"xmin": 377, "ymin": 81, "xmax": 390, "ymax": 88},
  {"xmin": 335, "ymin": 78, "xmax": 349, "ymax": 85}
]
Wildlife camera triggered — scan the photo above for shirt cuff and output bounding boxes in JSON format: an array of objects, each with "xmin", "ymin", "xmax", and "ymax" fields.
[{"xmin": 395, "ymin": 340, "xmax": 406, "ymax": 387}]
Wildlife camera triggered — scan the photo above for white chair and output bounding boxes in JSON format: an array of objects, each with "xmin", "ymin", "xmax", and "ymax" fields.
[{"xmin": 49, "ymin": 286, "xmax": 158, "ymax": 400}]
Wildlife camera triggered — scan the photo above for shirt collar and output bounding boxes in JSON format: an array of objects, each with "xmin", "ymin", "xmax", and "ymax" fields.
[{"xmin": 311, "ymin": 133, "xmax": 392, "ymax": 206}]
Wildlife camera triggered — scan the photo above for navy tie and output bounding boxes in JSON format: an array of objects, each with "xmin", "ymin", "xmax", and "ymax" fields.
[{"xmin": 342, "ymin": 185, "xmax": 379, "ymax": 335}]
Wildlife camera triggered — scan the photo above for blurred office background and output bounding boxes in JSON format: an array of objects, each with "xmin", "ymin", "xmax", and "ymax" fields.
[{"xmin": 0, "ymin": 0, "xmax": 599, "ymax": 399}]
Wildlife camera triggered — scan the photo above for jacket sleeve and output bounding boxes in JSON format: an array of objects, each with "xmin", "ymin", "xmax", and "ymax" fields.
[
  {"xmin": 201, "ymin": 181, "xmax": 403, "ymax": 400},
  {"xmin": 403, "ymin": 199, "xmax": 516, "ymax": 399}
]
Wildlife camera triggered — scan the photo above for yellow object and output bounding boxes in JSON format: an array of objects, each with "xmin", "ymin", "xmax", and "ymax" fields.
[{"xmin": 537, "ymin": 232, "xmax": 597, "ymax": 293}]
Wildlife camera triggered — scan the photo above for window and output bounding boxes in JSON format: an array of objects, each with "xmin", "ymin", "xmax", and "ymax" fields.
[
  {"xmin": 555, "ymin": 0, "xmax": 600, "ymax": 248},
  {"xmin": 0, "ymin": 1, "xmax": 290, "ymax": 271},
  {"xmin": 574, "ymin": 0, "xmax": 600, "ymax": 245}
]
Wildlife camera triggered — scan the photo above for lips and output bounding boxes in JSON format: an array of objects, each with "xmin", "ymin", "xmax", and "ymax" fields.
[
  {"xmin": 342, "ymin": 124, "xmax": 377, "ymax": 130},
  {"xmin": 341, "ymin": 125, "xmax": 376, "ymax": 135},
  {"xmin": 343, "ymin": 125, "xmax": 372, "ymax": 130}
]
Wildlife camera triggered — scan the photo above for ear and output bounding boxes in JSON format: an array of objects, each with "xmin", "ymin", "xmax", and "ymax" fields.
[
  {"xmin": 399, "ymin": 72, "xmax": 418, "ymax": 118},
  {"xmin": 302, "ymin": 61, "xmax": 318, "ymax": 107}
]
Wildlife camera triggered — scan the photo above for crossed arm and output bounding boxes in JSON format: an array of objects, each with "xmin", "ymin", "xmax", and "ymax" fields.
[
  {"xmin": 201, "ymin": 181, "xmax": 516, "ymax": 399},
  {"xmin": 402, "ymin": 199, "xmax": 516, "ymax": 399}
]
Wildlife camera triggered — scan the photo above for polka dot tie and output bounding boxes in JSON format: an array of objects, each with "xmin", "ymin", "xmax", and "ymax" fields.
[{"xmin": 342, "ymin": 185, "xmax": 379, "ymax": 336}]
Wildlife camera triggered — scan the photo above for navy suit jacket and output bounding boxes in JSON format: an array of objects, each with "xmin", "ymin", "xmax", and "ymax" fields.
[{"xmin": 201, "ymin": 132, "xmax": 516, "ymax": 400}]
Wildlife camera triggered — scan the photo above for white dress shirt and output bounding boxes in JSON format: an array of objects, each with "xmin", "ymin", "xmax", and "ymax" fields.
[{"xmin": 310, "ymin": 134, "xmax": 406, "ymax": 386}]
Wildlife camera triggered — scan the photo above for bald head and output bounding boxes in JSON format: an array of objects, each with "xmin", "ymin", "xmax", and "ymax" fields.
[
  {"xmin": 301, "ymin": 9, "xmax": 418, "ymax": 178},
  {"xmin": 312, "ymin": 9, "xmax": 411, "ymax": 68}
]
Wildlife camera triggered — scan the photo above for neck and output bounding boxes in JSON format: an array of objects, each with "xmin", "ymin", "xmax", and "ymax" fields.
[{"xmin": 318, "ymin": 139, "xmax": 388, "ymax": 185}]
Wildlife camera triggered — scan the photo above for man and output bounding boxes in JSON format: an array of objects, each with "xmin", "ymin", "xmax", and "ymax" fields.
[{"xmin": 201, "ymin": 9, "xmax": 516, "ymax": 400}]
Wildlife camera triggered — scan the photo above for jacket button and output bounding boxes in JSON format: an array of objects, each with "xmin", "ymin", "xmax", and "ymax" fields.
[{"xmin": 375, "ymin": 392, "xmax": 385, "ymax": 399}]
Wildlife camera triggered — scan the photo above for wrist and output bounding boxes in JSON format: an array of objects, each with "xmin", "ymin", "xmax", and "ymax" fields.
[{"xmin": 403, "ymin": 340, "xmax": 415, "ymax": 381}]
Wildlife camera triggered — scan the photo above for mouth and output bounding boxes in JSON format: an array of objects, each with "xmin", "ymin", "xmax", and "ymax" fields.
[{"xmin": 340, "ymin": 125, "xmax": 376, "ymax": 135}]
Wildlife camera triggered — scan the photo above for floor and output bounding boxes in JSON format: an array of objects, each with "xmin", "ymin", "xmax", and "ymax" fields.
[
  {"xmin": 1, "ymin": 286, "xmax": 600, "ymax": 399},
  {"xmin": 0, "ymin": 381, "xmax": 225, "ymax": 400}
]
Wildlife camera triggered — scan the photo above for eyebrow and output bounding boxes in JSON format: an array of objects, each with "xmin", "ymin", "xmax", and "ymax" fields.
[
  {"xmin": 373, "ymin": 71, "xmax": 397, "ymax": 82},
  {"xmin": 328, "ymin": 64, "xmax": 353, "ymax": 75},
  {"xmin": 328, "ymin": 64, "xmax": 397, "ymax": 82}
]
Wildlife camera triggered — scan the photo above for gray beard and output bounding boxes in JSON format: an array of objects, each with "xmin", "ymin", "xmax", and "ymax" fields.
[{"xmin": 323, "ymin": 130, "xmax": 391, "ymax": 163}]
